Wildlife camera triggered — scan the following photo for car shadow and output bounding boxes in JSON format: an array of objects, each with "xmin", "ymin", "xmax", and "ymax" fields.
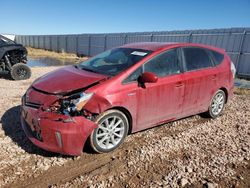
[
  {"xmin": 1, "ymin": 105, "xmax": 69, "ymax": 158},
  {"xmin": 0, "ymin": 74, "xmax": 11, "ymax": 80}
]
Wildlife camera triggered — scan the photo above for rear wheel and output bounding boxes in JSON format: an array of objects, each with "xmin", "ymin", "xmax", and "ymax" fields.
[
  {"xmin": 90, "ymin": 110, "xmax": 129, "ymax": 153},
  {"xmin": 206, "ymin": 90, "xmax": 226, "ymax": 118},
  {"xmin": 10, "ymin": 63, "xmax": 31, "ymax": 80}
]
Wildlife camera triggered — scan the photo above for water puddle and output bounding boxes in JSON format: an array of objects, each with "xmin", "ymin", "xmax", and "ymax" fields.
[
  {"xmin": 234, "ymin": 79, "xmax": 250, "ymax": 89},
  {"xmin": 27, "ymin": 57, "xmax": 79, "ymax": 67}
]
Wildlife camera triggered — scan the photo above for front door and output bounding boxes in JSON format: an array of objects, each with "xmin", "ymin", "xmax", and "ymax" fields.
[{"xmin": 136, "ymin": 48, "xmax": 185, "ymax": 130}]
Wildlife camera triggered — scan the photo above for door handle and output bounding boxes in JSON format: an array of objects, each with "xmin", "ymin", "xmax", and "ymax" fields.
[
  {"xmin": 175, "ymin": 82, "xmax": 184, "ymax": 88},
  {"xmin": 127, "ymin": 92, "xmax": 136, "ymax": 96},
  {"xmin": 211, "ymin": 74, "xmax": 217, "ymax": 80}
]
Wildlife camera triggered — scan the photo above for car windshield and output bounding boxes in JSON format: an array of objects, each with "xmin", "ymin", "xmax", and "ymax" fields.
[{"xmin": 78, "ymin": 48, "xmax": 152, "ymax": 76}]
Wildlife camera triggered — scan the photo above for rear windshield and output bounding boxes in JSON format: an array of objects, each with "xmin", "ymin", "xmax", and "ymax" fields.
[{"xmin": 78, "ymin": 48, "xmax": 152, "ymax": 76}]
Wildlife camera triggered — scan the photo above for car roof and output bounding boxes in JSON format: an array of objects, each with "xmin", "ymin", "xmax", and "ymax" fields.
[
  {"xmin": 121, "ymin": 42, "xmax": 177, "ymax": 51},
  {"xmin": 121, "ymin": 42, "xmax": 225, "ymax": 53}
]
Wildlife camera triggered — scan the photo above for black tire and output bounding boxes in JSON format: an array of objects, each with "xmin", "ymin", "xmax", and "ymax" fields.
[
  {"xmin": 206, "ymin": 90, "xmax": 226, "ymax": 118},
  {"xmin": 90, "ymin": 109, "xmax": 129, "ymax": 153},
  {"xmin": 10, "ymin": 63, "xmax": 31, "ymax": 80}
]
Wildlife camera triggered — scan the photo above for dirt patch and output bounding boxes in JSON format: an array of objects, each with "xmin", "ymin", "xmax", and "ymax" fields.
[
  {"xmin": 0, "ymin": 69, "xmax": 249, "ymax": 187},
  {"xmin": 27, "ymin": 47, "xmax": 87, "ymax": 61},
  {"xmin": 234, "ymin": 87, "xmax": 250, "ymax": 96}
]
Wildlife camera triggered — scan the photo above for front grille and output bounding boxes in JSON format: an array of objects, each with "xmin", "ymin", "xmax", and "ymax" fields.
[
  {"xmin": 25, "ymin": 102, "xmax": 41, "ymax": 109},
  {"xmin": 23, "ymin": 93, "xmax": 41, "ymax": 109}
]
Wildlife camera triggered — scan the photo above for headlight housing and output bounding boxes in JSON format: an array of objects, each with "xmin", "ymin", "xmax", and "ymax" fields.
[{"xmin": 60, "ymin": 92, "xmax": 93, "ymax": 115}]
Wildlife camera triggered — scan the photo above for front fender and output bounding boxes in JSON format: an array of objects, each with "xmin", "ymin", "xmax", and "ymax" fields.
[{"xmin": 84, "ymin": 94, "xmax": 112, "ymax": 114}]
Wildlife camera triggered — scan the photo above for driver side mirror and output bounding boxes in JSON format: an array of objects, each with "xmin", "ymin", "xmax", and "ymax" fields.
[{"xmin": 139, "ymin": 72, "xmax": 158, "ymax": 83}]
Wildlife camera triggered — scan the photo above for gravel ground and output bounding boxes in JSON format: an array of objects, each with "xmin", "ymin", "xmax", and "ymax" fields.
[
  {"xmin": 0, "ymin": 66, "xmax": 249, "ymax": 188},
  {"xmin": 57, "ymin": 90, "xmax": 250, "ymax": 188}
]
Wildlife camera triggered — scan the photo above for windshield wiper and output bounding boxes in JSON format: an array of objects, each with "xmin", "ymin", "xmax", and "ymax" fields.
[{"xmin": 77, "ymin": 65, "xmax": 113, "ymax": 77}]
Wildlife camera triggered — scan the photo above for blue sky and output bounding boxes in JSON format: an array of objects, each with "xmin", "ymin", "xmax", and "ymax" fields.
[{"xmin": 1, "ymin": 0, "xmax": 250, "ymax": 35}]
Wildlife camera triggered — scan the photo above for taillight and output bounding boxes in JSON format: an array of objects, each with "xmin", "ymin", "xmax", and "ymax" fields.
[{"xmin": 230, "ymin": 61, "xmax": 236, "ymax": 79}]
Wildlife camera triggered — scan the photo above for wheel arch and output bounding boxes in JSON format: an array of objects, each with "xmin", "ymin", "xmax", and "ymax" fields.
[
  {"xmin": 219, "ymin": 87, "xmax": 228, "ymax": 103},
  {"xmin": 108, "ymin": 106, "xmax": 133, "ymax": 135}
]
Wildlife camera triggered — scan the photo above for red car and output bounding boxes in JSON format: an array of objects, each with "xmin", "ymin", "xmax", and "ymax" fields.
[{"xmin": 21, "ymin": 42, "xmax": 235, "ymax": 156}]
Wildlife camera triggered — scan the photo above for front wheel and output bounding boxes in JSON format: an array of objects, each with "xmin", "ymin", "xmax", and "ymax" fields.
[
  {"xmin": 206, "ymin": 90, "xmax": 226, "ymax": 118},
  {"xmin": 89, "ymin": 110, "xmax": 129, "ymax": 153},
  {"xmin": 10, "ymin": 63, "xmax": 31, "ymax": 80}
]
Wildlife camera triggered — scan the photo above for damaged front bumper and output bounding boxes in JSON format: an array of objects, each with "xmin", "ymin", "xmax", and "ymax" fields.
[{"xmin": 20, "ymin": 105, "xmax": 97, "ymax": 156}]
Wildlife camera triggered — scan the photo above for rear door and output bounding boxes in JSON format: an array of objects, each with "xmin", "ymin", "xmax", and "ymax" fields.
[{"xmin": 181, "ymin": 47, "xmax": 218, "ymax": 115}]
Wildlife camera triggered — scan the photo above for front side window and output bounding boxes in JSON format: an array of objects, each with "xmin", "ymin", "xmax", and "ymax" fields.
[
  {"xmin": 123, "ymin": 67, "xmax": 142, "ymax": 83},
  {"xmin": 144, "ymin": 49, "xmax": 181, "ymax": 77},
  {"xmin": 78, "ymin": 48, "xmax": 151, "ymax": 76},
  {"xmin": 183, "ymin": 48, "xmax": 213, "ymax": 71}
]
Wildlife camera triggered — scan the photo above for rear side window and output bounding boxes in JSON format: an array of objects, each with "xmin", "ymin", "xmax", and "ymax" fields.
[
  {"xmin": 211, "ymin": 51, "xmax": 224, "ymax": 66},
  {"xmin": 144, "ymin": 49, "xmax": 181, "ymax": 77},
  {"xmin": 183, "ymin": 48, "xmax": 213, "ymax": 71}
]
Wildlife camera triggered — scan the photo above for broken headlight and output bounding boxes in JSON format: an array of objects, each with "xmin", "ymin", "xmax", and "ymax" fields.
[{"xmin": 60, "ymin": 92, "xmax": 93, "ymax": 115}]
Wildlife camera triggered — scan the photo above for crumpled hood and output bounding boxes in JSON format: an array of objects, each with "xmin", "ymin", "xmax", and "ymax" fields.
[{"xmin": 32, "ymin": 66, "xmax": 107, "ymax": 94}]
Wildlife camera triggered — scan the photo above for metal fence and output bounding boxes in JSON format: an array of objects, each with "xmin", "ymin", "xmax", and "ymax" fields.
[{"xmin": 15, "ymin": 28, "xmax": 250, "ymax": 78}]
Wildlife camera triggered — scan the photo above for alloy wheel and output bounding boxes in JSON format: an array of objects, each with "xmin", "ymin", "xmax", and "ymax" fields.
[
  {"xmin": 95, "ymin": 115, "xmax": 125, "ymax": 150},
  {"xmin": 211, "ymin": 92, "xmax": 225, "ymax": 116}
]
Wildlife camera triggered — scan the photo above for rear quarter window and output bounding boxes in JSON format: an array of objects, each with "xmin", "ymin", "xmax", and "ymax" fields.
[{"xmin": 211, "ymin": 51, "xmax": 224, "ymax": 66}]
